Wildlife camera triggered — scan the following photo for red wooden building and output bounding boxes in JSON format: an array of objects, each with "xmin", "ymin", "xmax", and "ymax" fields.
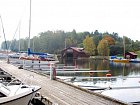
[
  {"xmin": 61, "ymin": 47, "xmax": 89, "ymax": 59},
  {"xmin": 125, "ymin": 52, "xmax": 138, "ymax": 59}
]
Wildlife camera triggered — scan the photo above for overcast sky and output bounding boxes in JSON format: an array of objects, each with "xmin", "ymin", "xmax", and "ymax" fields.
[{"xmin": 0, "ymin": 0, "xmax": 140, "ymax": 42}]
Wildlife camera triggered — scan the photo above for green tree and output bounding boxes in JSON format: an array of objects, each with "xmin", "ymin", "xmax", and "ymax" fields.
[
  {"xmin": 65, "ymin": 37, "xmax": 77, "ymax": 48},
  {"xmin": 83, "ymin": 36, "xmax": 96, "ymax": 56},
  {"xmin": 97, "ymin": 39, "xmax": 110, "ymax": 56}
]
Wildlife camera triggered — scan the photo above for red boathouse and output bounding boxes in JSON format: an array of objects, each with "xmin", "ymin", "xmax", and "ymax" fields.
[
  {"xmin": 61, "ymin": 47, "xmax": 89, "ymax": 59},
  {"xmin": 125, "ymin": 52, "xmax": 138, "ymax": 59}
]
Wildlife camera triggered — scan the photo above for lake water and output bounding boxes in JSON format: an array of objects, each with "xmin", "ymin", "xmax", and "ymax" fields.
[{"xmin": 59, "ymin": 58, "xmax": 140, "ymax": 104}]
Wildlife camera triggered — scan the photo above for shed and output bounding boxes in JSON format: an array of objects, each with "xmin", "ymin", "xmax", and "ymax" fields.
[
  {"xmin": 61, "ymin": 47, "xmax": 89, "ymax": 59},
  {"xmin": 125, "ymin": 52, "xmax": 138, "ymax": 59}
]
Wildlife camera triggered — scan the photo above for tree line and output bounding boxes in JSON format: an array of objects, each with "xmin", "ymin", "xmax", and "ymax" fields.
[{"xmin": 1, "ymin": 29, "xmax": 140, "ymax": 56}]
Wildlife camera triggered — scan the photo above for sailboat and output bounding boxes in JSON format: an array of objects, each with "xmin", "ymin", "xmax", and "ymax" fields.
[
  {"xmin": 19, "ymin": 0, "xmax": 59, "ymax": 66},
  {"xmin": 112, "ymin": 36, "xmax": 130, "ymax": 63}
]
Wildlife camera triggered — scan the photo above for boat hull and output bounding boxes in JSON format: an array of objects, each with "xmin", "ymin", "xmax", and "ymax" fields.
[
  {"xmin": 22, "ymin": 59, "xmax": 59, "ymax": 65},
  {"xmin": 0, "ymin": 86, "xmax": 40, "ymax": 105},
  {"xmin": 112, "ymin": 59, "xmax": 129, "ymax": 63},
  {"xmin": 129, "ymin": 60, "xmax": 140, "ymax": 63}
]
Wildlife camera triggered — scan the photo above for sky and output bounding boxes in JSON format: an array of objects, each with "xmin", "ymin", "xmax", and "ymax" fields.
[{"xmin": 0, "ymin": 0, "xmax": 140, "ymax": 42}]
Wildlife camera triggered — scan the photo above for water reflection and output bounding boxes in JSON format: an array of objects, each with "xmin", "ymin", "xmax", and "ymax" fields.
[
  {"xmin": 60, "ymin": 58, "xmax": 140, "ymax": 103},
  {"xmin": 61, "ymin": 58, "xmax": 140, "ymax": 77}
]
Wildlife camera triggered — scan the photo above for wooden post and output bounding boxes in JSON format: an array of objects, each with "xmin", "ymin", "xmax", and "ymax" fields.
[
  {"xmin": 23, "ymin": 60, "xmax": 25, "ymax": 69},
  {"xmin": 7, "ymin": 56, "xmax": 10, "ymax": 64},
  {"xmin": 50, "ymin": 63, "xmax": 56, "ymax": 80},
  {"xmin": 53, "ymin": 67, "xmax": 56, "ymax": 80},
  {"xmin": 50, "ymin": 63, "xmax": 53, "ymax": 80}
]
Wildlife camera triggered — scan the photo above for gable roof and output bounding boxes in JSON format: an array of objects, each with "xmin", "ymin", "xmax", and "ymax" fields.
[
  {"xmin": 70, "ymin": 47, "xmax": 84, "ymax": 52},
  {"xmin": 126, "ymin": 52, "xmax": 138, "ymax": 55}
]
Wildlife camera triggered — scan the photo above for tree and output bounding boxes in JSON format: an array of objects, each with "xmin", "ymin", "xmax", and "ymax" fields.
[
  {"xmin": 103, "ymin": 35, "xmax": 115, "ymax": 45},
  {"xmin": 65, "ymin": 37, "xmax": 77, "ymax": 48},
  {"xmin": 97, "ymin": 39, "xmax": 110, "ymax": 56},
  {"xmin": 83, "ymin": 36, "xmax": 96, "ymax": 56}
]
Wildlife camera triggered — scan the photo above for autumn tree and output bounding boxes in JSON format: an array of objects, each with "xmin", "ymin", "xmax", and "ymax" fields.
[
  {"xmin": 97, "ymin": 39, "xmax": 110, "ymax": 56},
  {"xmin": 103, "ymin": 35, "xmax": 115, "ymax": 46},
  {"xmin": 83, "ymin": 35, "xmax": 96, "ymax": 56}
]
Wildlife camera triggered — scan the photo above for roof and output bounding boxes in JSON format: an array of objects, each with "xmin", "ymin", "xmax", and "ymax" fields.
[
  {"xmin": 70, "ymin": 47, "xmax": 84, "ymax": 52},
  {"xmin": 126, "ymin": 52, "xmax": 138, "ymax": 55},
  {"xmin": 62, "ymin": 47, "xmax": 85, "ymax": 53}
]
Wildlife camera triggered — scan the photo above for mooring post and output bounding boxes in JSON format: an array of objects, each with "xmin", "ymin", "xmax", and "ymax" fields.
[
  {"xmin": 23, "ymin": 60, "xmax": 25, "ymax": 69},
  {"xmin": 50, "ymin": 63, "xmax": 53, "ymax": 80},
  {"xmin": 7, "ymin": 56, "xmax": 10, "ymax": 64},
  {"xmin": 53, "ymin": 66, "xmax": 56, "ymax": 80},
  {"xmin": 50, "ymin": 63, "xmax": 56, "ymax": 80}
]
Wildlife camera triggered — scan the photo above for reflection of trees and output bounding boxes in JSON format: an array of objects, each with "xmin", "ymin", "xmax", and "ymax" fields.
[
  {"xmin": 96, "ymin": 60, "xmax": 110, "ymax": 77},
  {"xmin": 110, "ymin": 62, "xmax": 131, "ymax": 76},
  {"xmin": 61, "ymin": 58, "xmax": 140, "ymax": 78}
]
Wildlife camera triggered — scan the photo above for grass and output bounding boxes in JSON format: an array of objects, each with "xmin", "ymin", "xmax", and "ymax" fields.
[{"xmin": 136, "ymin": 51, "xmax": 140, "ymax": 58}]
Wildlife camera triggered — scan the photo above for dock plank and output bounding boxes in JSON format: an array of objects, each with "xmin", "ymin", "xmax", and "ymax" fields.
[{"xmin": 0, "ymin": 61, "xmax": 129, "ymax": 105}]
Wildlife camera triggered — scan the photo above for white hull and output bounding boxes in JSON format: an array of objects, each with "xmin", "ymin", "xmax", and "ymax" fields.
[
  {"xmin": 9, "ymin": 58, "xmax": 59, "ymax": 65},
  {"xmin": 21, "ymin": 59, "xmax": 59, "ymax": 65},
  {"xmin": 0, "ymin": 92, "xmax": 36, "ymax": 105},
  {"xmin": 0, "ymin": 85, "xmax": 40, "ymax": 105}
]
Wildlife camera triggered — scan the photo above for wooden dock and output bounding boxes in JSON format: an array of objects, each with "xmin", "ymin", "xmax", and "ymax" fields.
[{"xmin": 0, "ymin": 61, "xmax": 129, "ymax": 105}]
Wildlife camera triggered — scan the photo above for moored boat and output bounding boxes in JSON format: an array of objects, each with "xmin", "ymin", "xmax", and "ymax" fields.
[
  {"xmin": 19, "ymin": 51, "xmax": 59, "ymax": 66},
  {"xmin": 0, "ymin": 83, "xmax": 41, "ymax": 105},
  {"xmin": 112, "ymin": 58, "xmax": 130, "ymax": 63},
  {"xmin": 129, "ymin": 59, "xmax": 140, "ymax": 63}
]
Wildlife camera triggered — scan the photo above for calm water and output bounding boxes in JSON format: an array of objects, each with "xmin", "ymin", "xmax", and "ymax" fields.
[
  {"xmin": 61, "ymin": 58, "xmax": 140, "ymax": 77},
  {"xmin": 60, "ymin": 58, "xmax": 140, "ymax": 103}
]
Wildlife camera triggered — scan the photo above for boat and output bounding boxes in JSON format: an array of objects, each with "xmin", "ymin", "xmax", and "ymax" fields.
[
  {"xmin": 112, "ymin": 58, "xmax": 129, "ymax": 63},
  {"xmin": 19, "ymin": 50, "xmax": 59, "ymax": 66},
  {"xmin": 0, "ymin": 82, "xmax": 41, "ymax": 105},
  {"xmin": 0, "ymin": 68, "xmax": 41, "ymax": 105},
  {"xmin": 129, "ymin": 59, "xmax": 140, "ymax": 63}
]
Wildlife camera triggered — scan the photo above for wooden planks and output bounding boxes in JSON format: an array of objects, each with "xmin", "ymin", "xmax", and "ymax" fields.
[{"xmin": 0, "ymin": 61, "xmax": 128, "ymax": 105}]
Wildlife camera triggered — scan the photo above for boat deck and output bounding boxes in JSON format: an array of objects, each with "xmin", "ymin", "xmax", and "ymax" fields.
[{"xmin": 0, "ymin": 61, "xmax": 128, "ymax": 105}]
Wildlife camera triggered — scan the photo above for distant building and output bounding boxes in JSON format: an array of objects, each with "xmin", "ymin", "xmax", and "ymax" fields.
[
  {"xmin": 125, "ymin": 52, "xmax": 138, "ymax": 59},
  {"xmin": 61, "ymin": 47, "xmax": 89, "ymax": 59}
]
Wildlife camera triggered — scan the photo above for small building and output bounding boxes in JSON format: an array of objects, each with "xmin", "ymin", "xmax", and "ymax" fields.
[
  {"xmin": 125, "ymin": 52, "xmax": 138, "ymax": 59},
  {"xmin": 61, "ymin": 47, "xmax": 89, "ymax": 59}
]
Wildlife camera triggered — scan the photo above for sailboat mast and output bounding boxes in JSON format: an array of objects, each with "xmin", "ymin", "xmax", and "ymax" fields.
[
  {"xmin": 28, "ymin": 0, "xmax": 32, "ymax": 50},
  {"xmin": 18, "ymin": 22, "xmax": 21, "ymax": 52},
  {"xmin": 0, "ymin": 15, "xmax": 8, "ymax": 52},
  {"xmin": 123, "ymin": 36, "xmax": 125, "ymax": 58}
]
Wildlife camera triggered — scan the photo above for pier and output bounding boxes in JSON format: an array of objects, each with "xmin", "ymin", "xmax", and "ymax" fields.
[{"xmin": 0, "ymin": 61, "xmax": 128, "ymax": 105}]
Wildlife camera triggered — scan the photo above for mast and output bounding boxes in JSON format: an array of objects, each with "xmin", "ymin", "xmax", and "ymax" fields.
[
  {"xmin": 28, "ymin": 0, "xmax": 32, "ymax": 54},
  {"xmin": 123, "ymin": 36, "xmax": 125, "ymax": 58},
  {"xmin": 18, "ymin": 22, "xmax": 21, "ymax": 52},
  {"xmin": 0, "ymin": 15, "xmax": 9, "ymax": 63},
  {"xmin": 0, "ymin": 15, "xmax": 8, "ymax": 52}
]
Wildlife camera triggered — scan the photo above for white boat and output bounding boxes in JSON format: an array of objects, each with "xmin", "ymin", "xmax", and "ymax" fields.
[
  {"xmin": 0, "ymin": 83, "xmax": 41, "ymax": 105},
  {"xmin": 19, "ymin": 52, "xmax": 59, "ymax": 66}
]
